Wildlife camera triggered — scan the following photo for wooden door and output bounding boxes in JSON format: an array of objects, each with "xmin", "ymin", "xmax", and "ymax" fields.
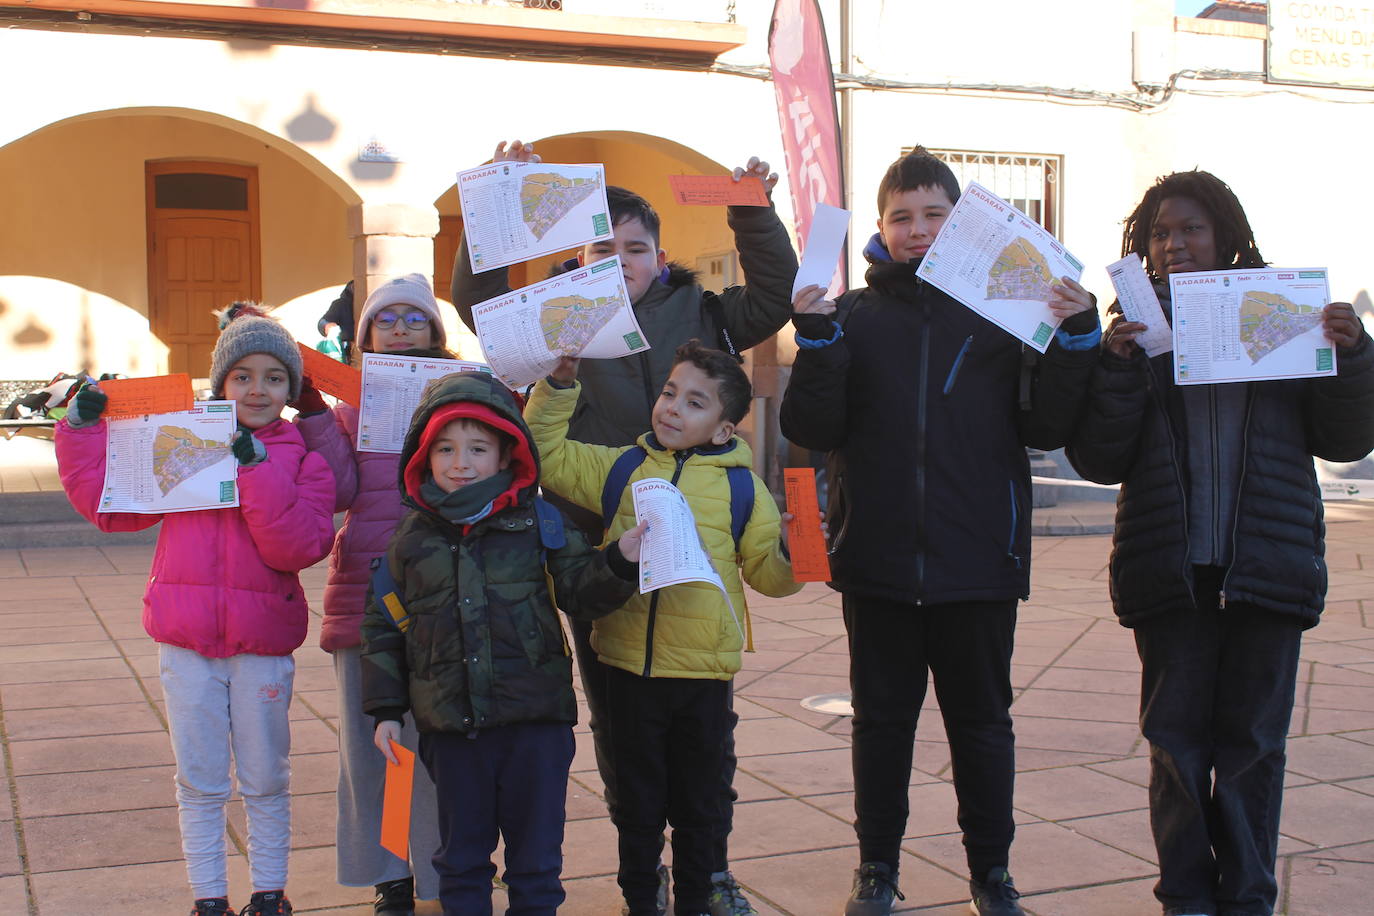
[
  {"xmin": 146, "ymin": 162, "xmax": 260, "ymax": 377},
  {"xmin": 151, "ymin": 218, "xmax": 253, "ymax": 376}
]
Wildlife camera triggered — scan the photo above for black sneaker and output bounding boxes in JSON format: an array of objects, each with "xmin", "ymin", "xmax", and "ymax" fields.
[
  {"xmin": 191, "ymin": 899, "xmax": 233, "ymax": 916},
  {"xmin": 239, "ymin": 890, "xmax": 293, "ymax": 916},
  {"xmin": 969, "ymin": 866, "xmax": 1024, "ymax": 916},
  {"xmin": 844, "ymin": 862, "xmax": 904, "ymax": 915},
  {"xmin": 375, "ymin": 876, "xmax": 415, "ymax": 915}
]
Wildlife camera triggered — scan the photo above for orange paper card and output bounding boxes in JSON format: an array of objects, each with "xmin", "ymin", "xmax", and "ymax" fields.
[
  {"xmin": 783, "ymin": 468, "xmax": 832, "ymax": 583},
  {"xmin": 380, "ymin": 741, "xmax": 415, "ymax": 861},
  {"xmin": 668, "ymin": 174, "xmax": 769, "ymax": 207},
  {"xmin": 299, "ymin": 343, "xmax": 362, "ymax": 406},
  {"xmin": 100, "ymin": 374, "xmax": 194, "ymax": 418}
]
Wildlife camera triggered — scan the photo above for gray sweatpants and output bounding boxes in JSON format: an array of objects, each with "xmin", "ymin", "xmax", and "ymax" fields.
[
  {"xmin": 334, "ymin": 646, "xmax": 441, "ymax": 898},
  {"xmin": 160, "ymin": 644, "xmax": 295, "ymax": 899}
]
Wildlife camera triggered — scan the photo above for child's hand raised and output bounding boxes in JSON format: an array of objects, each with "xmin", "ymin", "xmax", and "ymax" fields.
[
  {"xmin": 732, "ymin": 156, "xmax": 779, "ymax": 194},
  {"xmin": 616, "ymin": 520, "xmax": 650, "ymax": 563},
  {"xmin": 1103, "ymin": 314, "xmax": 1149, "ymax": 359},
  {"xmin": 792, "ymin": 284, "xmax": 836, "ymax": 317},
  {"xmin": 374, "ymin": 721, "xmax": 401, "ymax": 765},
  {"xmin": 549, "ymin": 356, "xmax": 581, "ymax": 386},
  {"xmin": 493, "ymin": 139, "xmax": 541, "ymax": 164},
  {"xmin": 1048, "ymin": 276, "xmax": 1095, "ymax": 320},
  {"xmin": 1323, "ymin": 301, "xmax": 1365, "ymax": 353}
]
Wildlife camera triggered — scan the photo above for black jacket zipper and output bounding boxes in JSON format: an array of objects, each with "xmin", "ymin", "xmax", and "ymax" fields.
[
  {"xmin": 642, "ymin": 449, "xmax": 690, "ymax": 676},
  {"xmin": 913, "ymin": 281, "xmax": 930, "ymax": 603}
]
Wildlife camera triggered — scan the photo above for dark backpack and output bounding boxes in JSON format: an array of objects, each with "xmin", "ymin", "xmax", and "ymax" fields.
[{"xmin": 599, "ymin": 445, "xmax": 754, "ymax": 554}]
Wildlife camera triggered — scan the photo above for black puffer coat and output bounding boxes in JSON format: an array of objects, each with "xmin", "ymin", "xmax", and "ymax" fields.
[
  {"xmin": 1067, "ymin": 332, "xmax": 1374, "ymax": 628},
  {"xmin": 780, "ymin": 255, "xmax": 1099, "ymax": 606}
]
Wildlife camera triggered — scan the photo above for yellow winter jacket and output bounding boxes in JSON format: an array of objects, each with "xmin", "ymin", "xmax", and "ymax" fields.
[{"xmin": 525, "ymin": 379, "xmax": 800, "ymax": 680}]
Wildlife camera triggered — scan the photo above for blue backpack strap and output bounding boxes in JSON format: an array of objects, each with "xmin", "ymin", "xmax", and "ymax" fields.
[
  {"xmin": 601, "ymin": 446, "xmax": 649, "ymax": 532},
  {"xmin": 725, "ymin": 465, "xmax": 755, "ymax": 553},
  {"xmin": 369, "ymin": 556, "xmax": 411, "ymax": 633},
  {"xmin": 533, "ymin": 497, "xmax": 567, "ymax": 552}
]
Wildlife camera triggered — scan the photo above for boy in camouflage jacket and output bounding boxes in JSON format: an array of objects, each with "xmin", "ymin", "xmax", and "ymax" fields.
[{"xmin": 360, "ymin": 370, "xmax": 646, "ymax": 915}]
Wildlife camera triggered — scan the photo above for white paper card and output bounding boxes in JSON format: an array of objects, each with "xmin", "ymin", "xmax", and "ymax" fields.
[
  {"xmin": 631, "ymin": 477, "xmax": 740, "ymax": 637},
  {"xmin": 459, "ymin": 161, "xmax": 611, "ymax": 273},
  {"xmin": 1171, "ymin": 268, "xmax": 1334, "ymax": 385},
  {"xmin": 100, "ymin": 400, "xmax": 239, "ymax": 514},
  {"xmin": 358, "ymin": 354, "xmax": 492, "ymax": 454},
  {"xmin": 471, "ymin": 256, "xmax": 649, "ymax": 390},
  {"xmin": 791, "ymin": 202, "xmax": 851, "ymax": 299},
  {"xmin": 918, "ymin": 182, "xmax": 1083, "ymax": 353},
  {"xmin": 1105, "ymin": 255, "xmax": 1173, "ymax": 356}
]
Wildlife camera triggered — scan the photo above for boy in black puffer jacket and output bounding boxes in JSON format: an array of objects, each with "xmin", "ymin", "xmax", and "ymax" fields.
[{"xmin": 780, "ymin": 147, "xmax": 1100, "ymax": 916}]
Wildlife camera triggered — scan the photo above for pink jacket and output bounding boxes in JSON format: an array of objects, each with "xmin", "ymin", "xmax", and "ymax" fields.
[
  {"xmin": 56, "ymin": 417, "xmax": 336, "ymax": 658},
  {"xmin": 296, "ymin": 406, "xmax": 406, "ymax": 651}
]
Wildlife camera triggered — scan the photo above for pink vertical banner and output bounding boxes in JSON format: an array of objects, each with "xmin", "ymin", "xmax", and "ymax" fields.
[{"xmin": 769, "ymin": 0, "xmax": 847, "ymax": 295}]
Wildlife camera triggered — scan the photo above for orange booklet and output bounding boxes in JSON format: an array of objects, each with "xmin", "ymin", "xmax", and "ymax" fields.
[
  {"xmin": 100, "ymin": 374, "xmax": 194, "ymax": 418},
  {"xmin": 668, "ymin": 174, "xmax": 769, "ymax": 207},
  {"xmin": 299, "ymin": 343, "xmax": 362, "ymax": 406},
  {"xmin": 380, "ymin": 741, "xmax": 415, "ymax": 861},
  {"xmin": 783, "ymin": 468, "xmax": 832, "ymax": 583}
]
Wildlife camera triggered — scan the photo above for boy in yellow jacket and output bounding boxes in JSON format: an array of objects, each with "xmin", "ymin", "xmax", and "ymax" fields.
[{"xmin": 524, "ymin": 340, "xmax": 800, "ymax": 916}]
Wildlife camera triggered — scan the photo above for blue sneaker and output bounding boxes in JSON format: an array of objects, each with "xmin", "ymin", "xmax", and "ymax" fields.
[
  {"xmin": 969, "ymin": 867, "xmax": 1024, "ymax": 916},
  {"xmin": 845, "ymin": 862, "xmax": 904, "ymax": 915}
]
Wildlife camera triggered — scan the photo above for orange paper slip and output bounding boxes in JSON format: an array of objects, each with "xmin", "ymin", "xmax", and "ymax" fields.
[
  {"xmin": 100, "ymin": 374, "xmax": 194, "ymax": 418},
  {"xmin": 667, "ymin": 174, "xmax": 769, "ymax": 207},
  {"xmin": 299, "ymin": 343, "xmax": 362, "ymax": 406},
  {"xmin": 783, "ymin": 468, "xmax": 832, "ymax": 583},
  {"xmin": 380, "ymin": 741, "xmax": 415, "ymax": 861}
]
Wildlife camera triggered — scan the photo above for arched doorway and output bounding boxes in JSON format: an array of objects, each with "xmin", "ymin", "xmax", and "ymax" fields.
[{"xmin": 0, "ymin": 108, "xmax": 358, "ymax": 380}]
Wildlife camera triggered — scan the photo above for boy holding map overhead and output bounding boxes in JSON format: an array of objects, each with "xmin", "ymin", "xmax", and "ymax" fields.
[
  {"xmin": 1067, "ymin": 170, "xmax": 1374, "ymax": 916},
  {"xmin": 779, "ymin": 147, "xmax": 1100, "ymax": 916},
  {"xmin": 453, "ymin": 138, "xmax": 798, "ymax": 915}
]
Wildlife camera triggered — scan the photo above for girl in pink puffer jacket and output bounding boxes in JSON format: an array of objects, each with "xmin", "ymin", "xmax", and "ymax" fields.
[
  {"xmin": 56, "ymin": 304, "xmax": 335, "ymax": 916},
  {"xmin": 292, "ymin": 274, "xmax": 453, "ymax": 915}
]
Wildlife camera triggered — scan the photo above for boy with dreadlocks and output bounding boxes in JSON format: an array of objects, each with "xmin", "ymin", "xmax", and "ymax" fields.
[{"xmin": 1067, "ymin": 171, "xmax": 1374, "ymax": 916}]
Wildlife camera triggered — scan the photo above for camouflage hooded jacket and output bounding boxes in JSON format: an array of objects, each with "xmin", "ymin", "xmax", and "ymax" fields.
[{"xmin": 360, "ymin": 371, "xmax": 636, "ymax": 734}]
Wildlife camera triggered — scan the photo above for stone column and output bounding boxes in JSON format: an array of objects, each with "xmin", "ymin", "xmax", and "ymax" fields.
[{"xmin": 346, "ymin": 203, "xmax": 440, "ymax": 320}]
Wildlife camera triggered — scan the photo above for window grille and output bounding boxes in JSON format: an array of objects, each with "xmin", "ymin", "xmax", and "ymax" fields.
[{"xmin": 909, "ymin": 149, "xmax": 1064, "ymax": 236}]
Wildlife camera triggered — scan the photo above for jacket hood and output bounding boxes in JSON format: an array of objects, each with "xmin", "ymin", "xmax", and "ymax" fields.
[
  {"xmin": 863, "ymin": 232, "xmax": 894, "ymax": 264},
  {"xmin": 550, "ymin": 257, "xmax": 699, "ymax": 291},
  {"xmin": 398, "ymin": 371, "xmax": 538, "ymax": 515}
]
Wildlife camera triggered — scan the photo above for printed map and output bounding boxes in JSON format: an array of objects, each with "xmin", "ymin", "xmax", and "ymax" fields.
[
  {"xmin": 987, "ymin": 238, "xmax": 1056, "ymax": 302},
  {"xmin": 541, "ymin": 294, "xmax": 627, "ymax": 354},
  {"xmin": 1239, "ymin": 291, "xmax": 1323, "ymax": 364},
  {"xmin": 153, "ymin": 426, "xmax": 229, "ymax": 496},
  {"xmin": 521, "ymin": 173, "xmax": 601, "ymax": 240}
]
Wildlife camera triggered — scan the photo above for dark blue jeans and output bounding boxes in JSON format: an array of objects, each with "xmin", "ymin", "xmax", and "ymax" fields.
[
  {"xmin": 419, "ymin": 723, "xmax": 575, "ymax": 916},
  {"xmin": 844, "ymin": 594, "xmax": 1017, "ymax": 879},
  {"xmin": 1133, "ymin": 567, "xmax": 1303, "ymax": 916}
]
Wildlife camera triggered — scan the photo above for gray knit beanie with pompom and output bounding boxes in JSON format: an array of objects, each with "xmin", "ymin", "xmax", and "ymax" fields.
[{"xmin": 209, "ymin": 302, "xmax": 303, "ymax": 401}]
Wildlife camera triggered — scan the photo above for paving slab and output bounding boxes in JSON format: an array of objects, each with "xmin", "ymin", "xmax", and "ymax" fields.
[{"xmin": 3, "ymin": 513, "xmax": 1374, "ymax": 914}]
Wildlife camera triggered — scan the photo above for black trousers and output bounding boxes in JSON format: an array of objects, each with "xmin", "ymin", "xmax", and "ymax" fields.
[
  {"xmin": 1134, "ymin": 566, "xmax": 1302, "ymax": 916},
  {"xmin": 844, "ymin": 593, "xmax": 1017, "ymax": 878},
  {"xmin": 569, "ymin": 617, "xmax": 739, "ymax": 871},
  {"xmin": 602, "ymin": 664, "xmax": 731, "ymax": 916}
]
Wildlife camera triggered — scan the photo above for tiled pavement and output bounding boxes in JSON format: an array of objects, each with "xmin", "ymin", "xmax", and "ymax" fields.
[{"xmin": 3, "ymin": 507, "xmax": 1374, "ymax": 915}]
